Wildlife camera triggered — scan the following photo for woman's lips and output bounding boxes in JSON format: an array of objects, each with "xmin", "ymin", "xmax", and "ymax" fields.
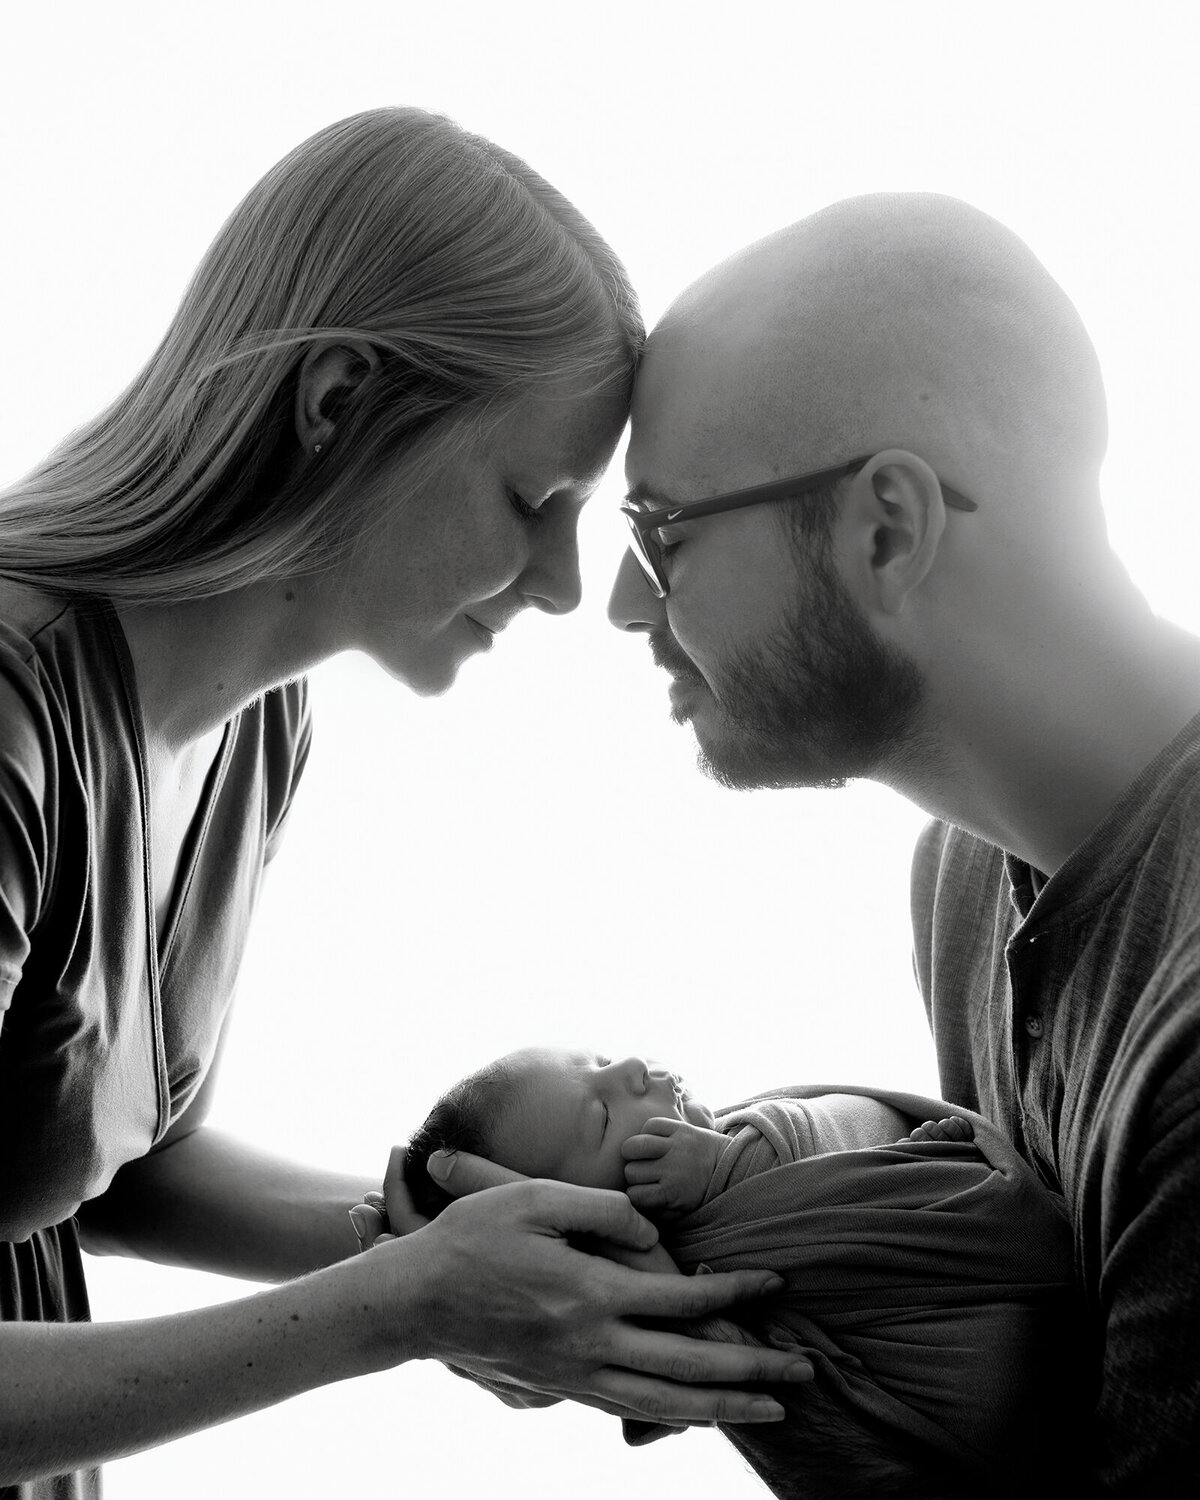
[{"xmin": 464, "ymin": 615, "xmax": 495, "ymax": 649}]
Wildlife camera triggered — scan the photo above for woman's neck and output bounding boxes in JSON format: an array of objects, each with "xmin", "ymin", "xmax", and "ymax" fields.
[{"xmin": 114, "ymin": 582, "xmax": 332, "ymax": 753}]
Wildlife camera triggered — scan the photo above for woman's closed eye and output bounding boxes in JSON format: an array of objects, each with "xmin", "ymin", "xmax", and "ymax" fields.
[{"xmin": 507, "ymin": 488, "xmax": 545, "ymax": 523}]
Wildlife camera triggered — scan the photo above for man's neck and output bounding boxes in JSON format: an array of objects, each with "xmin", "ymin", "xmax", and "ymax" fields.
[{"xmin": 891, "ymin": 602, "xmax": 1200, "ymax": 876}]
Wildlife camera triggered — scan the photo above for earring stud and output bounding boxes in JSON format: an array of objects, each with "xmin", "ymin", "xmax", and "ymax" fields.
[{"xmin": 314, "ymin": 443, "xmax": 323, "ymax": 455}]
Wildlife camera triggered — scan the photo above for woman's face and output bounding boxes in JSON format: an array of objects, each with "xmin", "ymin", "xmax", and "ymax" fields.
[{"xmin": 322, "ymin": 375, "xmax": 628, "ymax": 693}]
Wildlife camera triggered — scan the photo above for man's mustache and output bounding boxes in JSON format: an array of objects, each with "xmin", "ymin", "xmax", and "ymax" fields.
[{"xmin": 649, "ymin": 629, "xmax": 703, "ymax": 684}]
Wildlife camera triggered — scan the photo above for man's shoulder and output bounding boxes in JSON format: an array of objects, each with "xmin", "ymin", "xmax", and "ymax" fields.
[{"xmin": 910, "ymin": 818, "xmax": 1006, "ymax": 914}]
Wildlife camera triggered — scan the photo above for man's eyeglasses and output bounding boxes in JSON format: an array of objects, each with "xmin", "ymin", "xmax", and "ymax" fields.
[{"xmin": 620, "ymin": 456, "xmax": 978, "ymax": 599}]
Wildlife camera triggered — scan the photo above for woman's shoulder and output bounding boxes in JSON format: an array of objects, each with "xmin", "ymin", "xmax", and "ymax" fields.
[
  {"xmin": 0, "ymin": 582, "xmax": 125, "ymax": 773},
  {"xmin": 0, "ymin": 578, "xmax": 73, "ymax": 656}
]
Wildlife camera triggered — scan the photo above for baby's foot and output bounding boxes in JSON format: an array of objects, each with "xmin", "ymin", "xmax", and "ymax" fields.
[{"xmin": 905, "ymin": 1116, "xmax": 974, "ymax": 1143}]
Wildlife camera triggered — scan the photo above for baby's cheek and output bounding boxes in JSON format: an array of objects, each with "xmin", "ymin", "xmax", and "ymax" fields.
[
  {"xmin": 686, "ymin": 1099, "xmax": 717, "ymax": 1129},
  {"xmin": 602, "ymin": 1145, "xmax": 633, "ymax": 1192}
]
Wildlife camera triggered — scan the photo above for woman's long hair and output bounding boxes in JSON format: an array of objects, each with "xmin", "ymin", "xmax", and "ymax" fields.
[{"xmin": 0, "ymin": 107, "xmax": 642, "ymax": 604}]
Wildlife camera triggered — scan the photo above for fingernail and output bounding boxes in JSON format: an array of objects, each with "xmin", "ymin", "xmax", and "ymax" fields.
[
  {"xmin": 427, "ymin": 1149, "xmax": 457, "ymax": 1183},
  {"xmin": 750, "ymin": 1400, "xmax": 785, "ymax": 1422},
  {"xmin": 348, "ymin": 1207, "xmax": 368, "ymax": 1244},
  {"xmin": 784, "ymin": 1362, "xmax": 814, "ymax": 1382},
  {"xmin": 763, "ymin": 1274, "xmax": 785, "ymax": 1293}
]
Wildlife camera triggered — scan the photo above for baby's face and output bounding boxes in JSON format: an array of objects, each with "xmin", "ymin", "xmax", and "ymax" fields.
[{"xmin": 488, "ymin": 1046, "xmax": 716, "ymax": 1190}]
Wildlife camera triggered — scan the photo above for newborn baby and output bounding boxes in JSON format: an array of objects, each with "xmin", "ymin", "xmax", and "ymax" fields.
[
  {"xmin": 403, "ymin": 1045, "xmax": 957, "ymax": 1221},
  {"xmin": 402, "ymin": 1047, "xmax": 1076, "ymax": 1500}
]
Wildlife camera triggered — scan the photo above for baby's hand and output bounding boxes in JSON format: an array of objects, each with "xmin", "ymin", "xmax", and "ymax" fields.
[
  {"xmin": 904, "ymin": 1116, "xmax": 974, "ymax": 1144},
  {"xmin": 621, "ymin": 1118, "xmax": 727, "ymax": 1219}
]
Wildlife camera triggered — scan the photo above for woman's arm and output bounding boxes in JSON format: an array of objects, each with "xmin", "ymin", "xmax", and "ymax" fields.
[
  {"xmin": 7, "ymin": 1181, "xmax": 810, "ymax": 1482},
  {"xmin": 77, "ymin": 1034, "xmax": 373, "ymax": 1281},
  {"xmin": 0, "ymin": 1232, "xmax": 396, "ymax": 1483},
  {"xmin": 78, "ymin": 1125, "xmax": 370, "ymax": 1281}
]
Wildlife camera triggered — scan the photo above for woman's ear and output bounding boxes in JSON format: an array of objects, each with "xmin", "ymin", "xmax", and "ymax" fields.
[
  {"xmin": 293, "ymin": 338, "xmax": 381, "ymax": 452},
  {"xmin": 842, "ymin": 448, "xmax": 948, "ymax": 614}
]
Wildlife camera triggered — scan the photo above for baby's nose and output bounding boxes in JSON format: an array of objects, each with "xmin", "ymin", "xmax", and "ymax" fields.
[{"xmin": 614, "ymin": 1056, "xmax": 650, "ymax": 1092}]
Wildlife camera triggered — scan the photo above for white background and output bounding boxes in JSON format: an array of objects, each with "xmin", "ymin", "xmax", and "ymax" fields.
[{"xmin": 2, "ymin": 2, "xmax": 1198, "ymax": 1495}]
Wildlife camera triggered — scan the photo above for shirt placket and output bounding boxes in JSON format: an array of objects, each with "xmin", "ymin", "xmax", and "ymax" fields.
[{"xmin": 1005, "ymin": 924, "xmax": 1060, "ymax": 1189}]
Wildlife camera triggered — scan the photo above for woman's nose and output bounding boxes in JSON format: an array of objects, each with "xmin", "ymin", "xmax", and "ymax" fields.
[
  {"xmin": 607, "ymin": 547, "xmax": 663, "ymax": 631},
  {"xmin": 521, "ymin": 513, "xmax": 583, "ymax": 616}
]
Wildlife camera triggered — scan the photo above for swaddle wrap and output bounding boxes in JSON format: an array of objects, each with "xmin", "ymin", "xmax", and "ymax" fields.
[{"xmin": 625, "ymin": 1085, "xmax": 1083, "ymax": 1487}]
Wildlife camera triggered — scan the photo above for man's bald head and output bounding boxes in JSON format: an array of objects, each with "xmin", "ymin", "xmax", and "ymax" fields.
[{"xmin": 635, "ymin": 194, "xmax": 1107, "ymax": 530}]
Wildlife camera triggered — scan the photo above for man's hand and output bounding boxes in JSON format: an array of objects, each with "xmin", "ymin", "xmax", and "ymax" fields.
[
  {"xmin": 387, "ymin": 1147, "xmax": 811, "ymax": 1426},
  {"xmin": 903, "ymin": 1115, "xmax": 974, "ymax": 1144},
  {"xmin": 621, "ymin": 1117, "xmax": 727, "ymax": 1218}
]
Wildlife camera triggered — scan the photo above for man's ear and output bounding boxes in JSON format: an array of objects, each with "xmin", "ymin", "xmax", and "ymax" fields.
[
  {"xmin": 841, "ymin": 448, "xmax": 948, "ymax": 614},
  {"xmin": 293, "ymin": 338, "xmax": 381, "ymax": 453}
]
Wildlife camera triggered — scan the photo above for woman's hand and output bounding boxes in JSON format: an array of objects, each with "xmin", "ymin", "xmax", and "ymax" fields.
[
  {"xmin": 350, "ymin": 1148, "xmax": 560, "ymax": 1410},
  {"xmin": 373, "ymin": 1148, "xmax": 811, "ymax": 1427},
  {"xmin": 349, "ymin": 1149, "xmax": 683, "ymax": 1409}
]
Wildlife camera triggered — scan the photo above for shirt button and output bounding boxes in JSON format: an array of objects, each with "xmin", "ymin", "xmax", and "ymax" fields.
[{"xmin": 1024, "ymin": 1014, "xmax": 1044, "ymax": 1039}]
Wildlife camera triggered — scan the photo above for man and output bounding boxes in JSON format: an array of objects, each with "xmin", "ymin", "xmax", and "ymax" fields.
[{"xmin": 603, "ymin": 193, "xmax": 1200, "ymax": 1492}]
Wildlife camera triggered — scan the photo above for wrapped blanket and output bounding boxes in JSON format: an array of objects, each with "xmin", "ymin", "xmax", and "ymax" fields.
[{"xmin": 625, "ymin": 1085, "xmax": 1084, "ymax": 1494}]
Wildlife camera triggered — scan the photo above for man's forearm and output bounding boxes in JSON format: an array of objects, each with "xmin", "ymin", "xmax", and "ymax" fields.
[{"xmin": 77, "ymin": 1126, "xmax": 376, "ymax": 1281}]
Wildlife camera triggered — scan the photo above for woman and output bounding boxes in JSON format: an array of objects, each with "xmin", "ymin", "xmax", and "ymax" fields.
[{"xmin": 0, "ymin": 108, "xmax": 808, "ymax": 1496}]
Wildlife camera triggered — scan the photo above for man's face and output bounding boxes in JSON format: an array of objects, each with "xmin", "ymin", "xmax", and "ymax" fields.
[{"xmin": 609, "ymin": 341, "xmax": 925, "ymax": 790}]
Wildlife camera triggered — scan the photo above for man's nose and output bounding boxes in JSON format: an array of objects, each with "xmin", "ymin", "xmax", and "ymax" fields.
[{"xmin": 607, "ymin": 547, "xmax": 664, "ymax": 632}]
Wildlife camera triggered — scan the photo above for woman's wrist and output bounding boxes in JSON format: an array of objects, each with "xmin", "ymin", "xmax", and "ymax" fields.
[{"xmin": 343, "ymin": 1228, "xmax": 446, "ymax": 1370}]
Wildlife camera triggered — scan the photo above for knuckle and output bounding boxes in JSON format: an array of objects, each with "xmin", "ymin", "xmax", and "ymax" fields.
[
  {"xmin": 635, "ymin": 1391, "xmax": 670, "ymax": 1421},
  {"xmin": 663, "ymin": 1353, "xmax": 705, "ymax": 1383},
  {"xmin": 675, "ymin": 1287, "xmax": 713, "ymax": 1319}
]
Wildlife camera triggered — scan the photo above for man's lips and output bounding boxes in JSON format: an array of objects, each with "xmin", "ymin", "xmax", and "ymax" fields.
[{"xmin": 649, "ymin": 629, "xmax": 703, "ymax": 686}]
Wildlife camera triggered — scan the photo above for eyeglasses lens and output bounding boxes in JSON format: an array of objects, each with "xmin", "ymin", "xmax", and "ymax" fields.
[{"xmin": 624, "ymin": 515, "xmax": 668, "ymax": 597}]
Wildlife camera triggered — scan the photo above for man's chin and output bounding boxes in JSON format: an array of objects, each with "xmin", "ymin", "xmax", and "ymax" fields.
[
  {"xmin": 667, "ymin": 675, "xmax": 705, "ymax": 726},
  {"xmin": 694, "ymin": 721, "xmax": 849, "ymax": 793}
]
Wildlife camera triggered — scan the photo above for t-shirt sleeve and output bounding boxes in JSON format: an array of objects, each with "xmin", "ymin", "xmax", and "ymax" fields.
[{"xmin": 0, "ymin": 646, "xmax": 52, "ymax": 1025}]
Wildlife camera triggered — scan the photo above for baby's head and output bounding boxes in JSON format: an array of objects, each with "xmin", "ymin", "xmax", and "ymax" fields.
[{"xmin": 405, "ymin": 1045, "xmax": 715, "ymax": 1217}]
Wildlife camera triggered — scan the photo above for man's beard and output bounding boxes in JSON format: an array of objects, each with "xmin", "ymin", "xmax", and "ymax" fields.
[{"xmin": 652, "ymin": 552, "xmax": 926, "ymax": 791}]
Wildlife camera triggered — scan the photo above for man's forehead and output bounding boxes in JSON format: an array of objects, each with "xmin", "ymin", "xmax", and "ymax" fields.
[{"xmin": 626, "ymin": 316, "xmax": 828, "ymax": 502}]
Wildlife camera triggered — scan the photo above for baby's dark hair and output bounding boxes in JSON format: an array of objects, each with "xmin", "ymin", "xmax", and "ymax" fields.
[{"xmin": 404, "ymin": 1058, "xmax": 525, "ymax": 1219}]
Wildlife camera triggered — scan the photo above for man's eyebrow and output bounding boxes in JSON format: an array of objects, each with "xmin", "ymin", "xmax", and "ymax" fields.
[{"xmin": 623, "ymin": 480, "xmax": 679, "ymax": 511}]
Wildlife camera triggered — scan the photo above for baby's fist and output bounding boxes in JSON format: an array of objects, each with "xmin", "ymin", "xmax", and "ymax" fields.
[
  {"xmin": 905, "ymin": 1116, "xmax": 974, "ymax": 1144},
  {"xmin": 621, "ymin": 1118, "xmax": 727, "ymax": 1219}
]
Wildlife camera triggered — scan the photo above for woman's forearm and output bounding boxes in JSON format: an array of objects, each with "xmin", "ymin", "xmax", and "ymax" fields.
[
  {"xmin": 0, "ymin": 1248, "xmax": 406, "ymax": 1484},
  {"xmin": 78, "ymin": 1126, "xmax": 375, "ymax": 1281}
]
